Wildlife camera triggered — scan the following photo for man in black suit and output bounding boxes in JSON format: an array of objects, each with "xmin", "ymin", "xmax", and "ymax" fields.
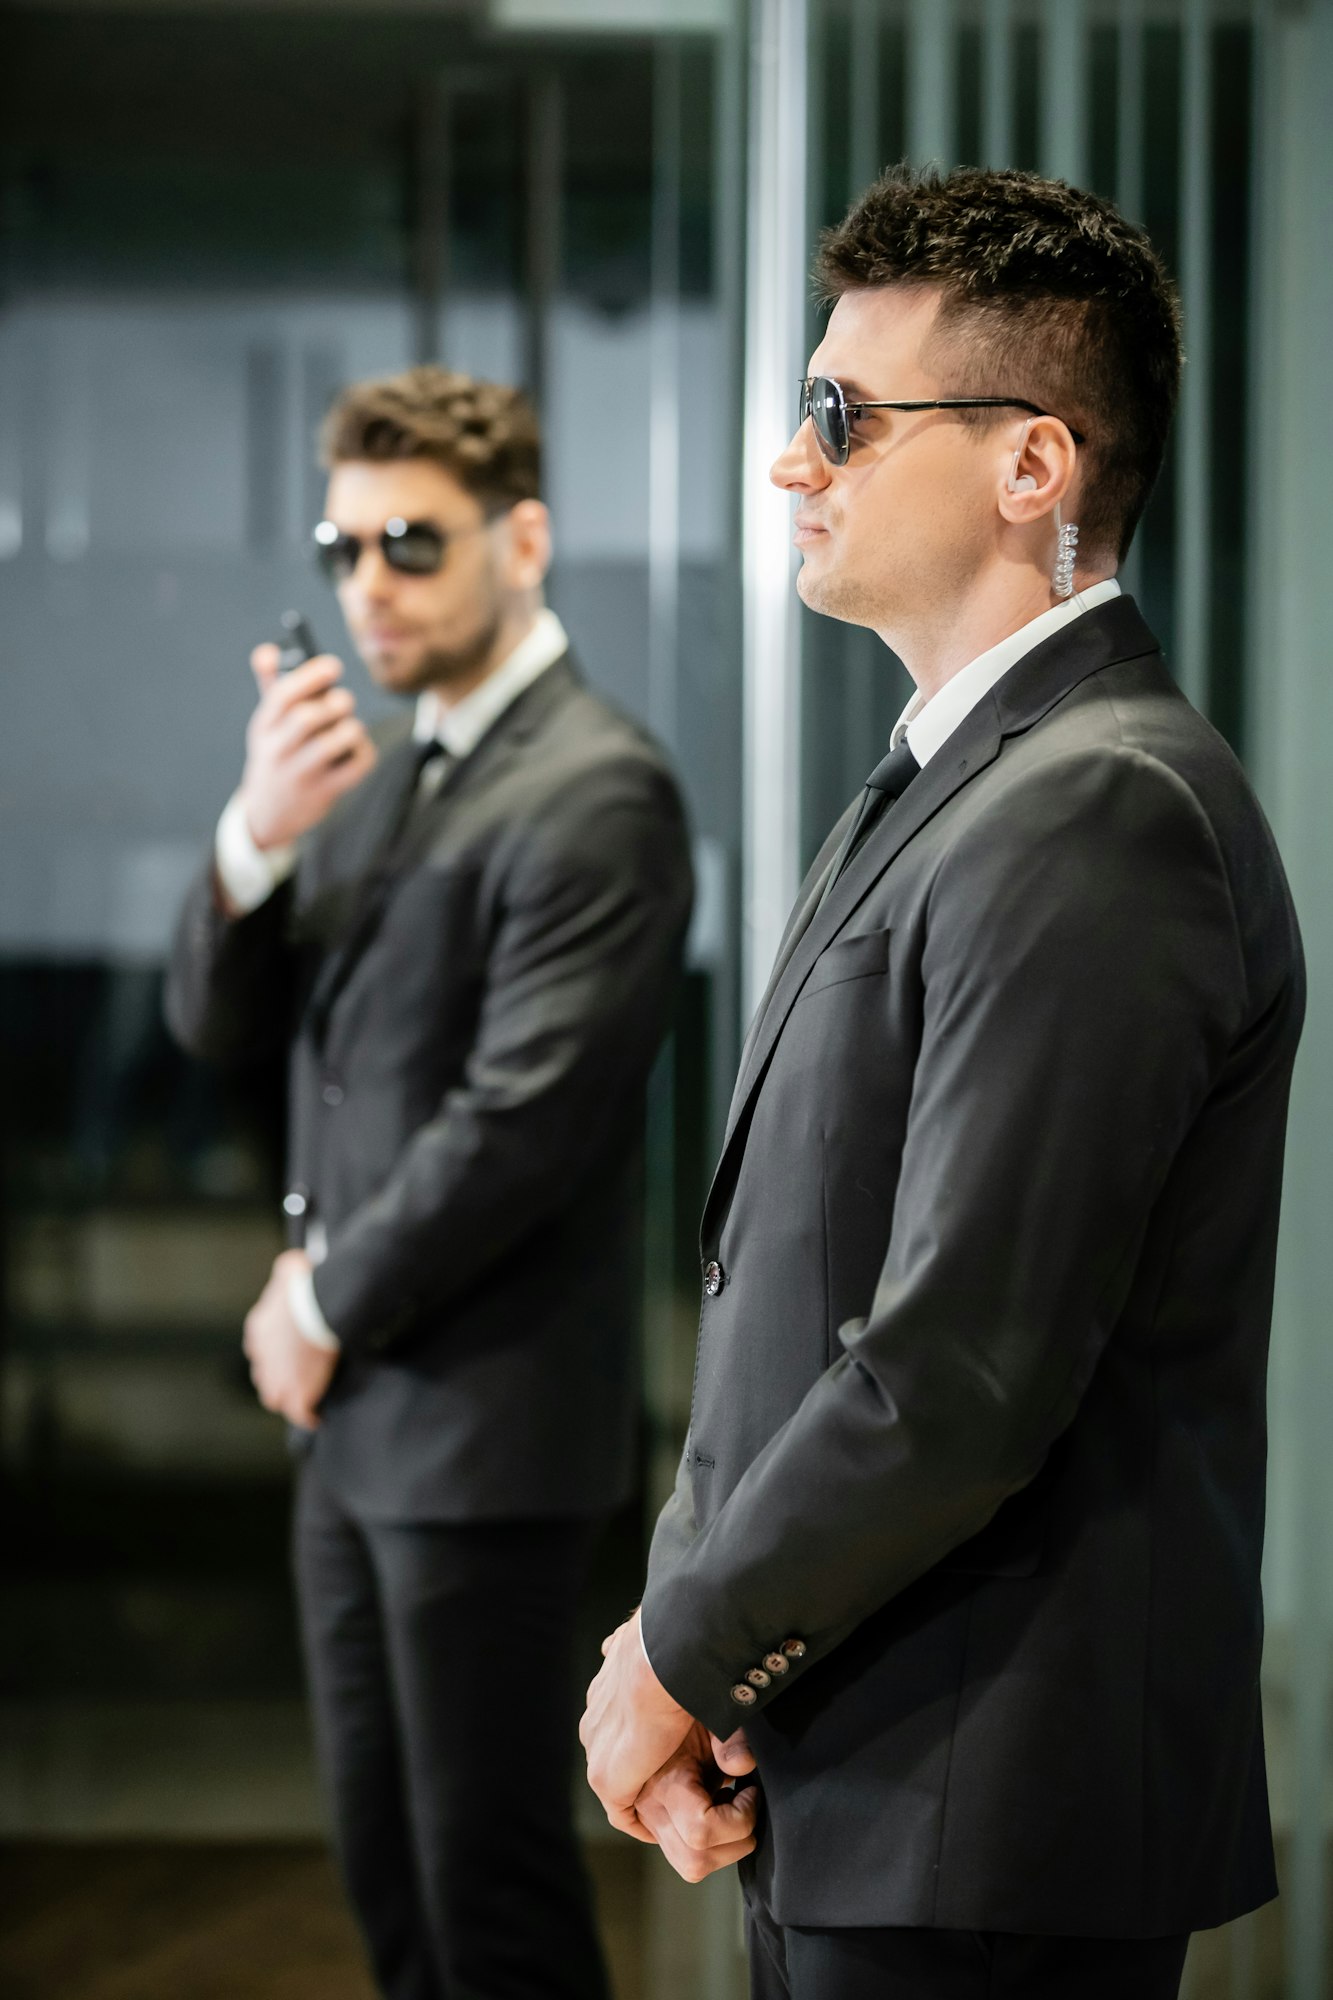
[
  {"xmin": 581, "ymin": 167, "xmax": 1304, "ymax": 1998},
  {"xmin": 167, "ymin": 366, "xmax": 693, "ymax": 2000}
]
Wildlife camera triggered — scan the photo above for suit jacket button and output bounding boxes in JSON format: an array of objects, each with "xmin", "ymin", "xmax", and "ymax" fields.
[
  {"xmin": 321, "ymin": 1080, "xmax": 344, "ymax": 1107},
  {"xmin": 282, "ymin": 1187, "xmax": 309, "ymax": 1218},
  {"xmin": 703, "ymin": 1260, "xmax": 724, "ymax": 1297},
  {"xmin": 745, "ymin": 1667, "xmax": 771, "ymax": 1689},
  {"xmin": 730, "ymin": 1683, "xmax": 757, "ymax": 1706},
  {"xmin": 763, "ymin": 1652, "xmax": 788, "ymax": 1676},
  {"xmin": 781, "ymin": 1638, "xmax": 806, "ymax": 1661}
]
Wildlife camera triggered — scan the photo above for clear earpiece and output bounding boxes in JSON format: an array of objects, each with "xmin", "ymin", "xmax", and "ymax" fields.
[
  {"xmin": 1008, "ymin": 420, "xmax": 1077, "ymax": 595},
  {"xmin": 1052, "ymin": 503, "xmax": 1079, "ymax": 599},
  {"xmin": 1007, "ymin": 419, "xmax": 1038, "ymax": 493}
]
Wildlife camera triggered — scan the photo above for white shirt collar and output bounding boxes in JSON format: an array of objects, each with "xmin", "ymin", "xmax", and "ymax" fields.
[
  {"xmin": 412, "ymin": 607, "xmax": 569, "ymax": 760},
  {"xmin": 890, "ymin": 578, "xmax": 1122, "ymax": 768}
]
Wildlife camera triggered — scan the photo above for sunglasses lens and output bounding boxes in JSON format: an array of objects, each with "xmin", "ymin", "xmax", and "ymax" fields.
[
  {"xmin": 808, "ymin": 378, "xmax": 848, "ymax": 463},
  {"xmin": 384, "ymin": 519, "xmax": 446, "ymax": 575},
  {"xmin": 313, "ymin": 524, "xmax": 358, "ymax": 582}
]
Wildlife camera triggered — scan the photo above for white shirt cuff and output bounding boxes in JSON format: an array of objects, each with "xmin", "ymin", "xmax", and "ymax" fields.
[
  {"xmin": 288, "ymin": 1268, "xmax": 340, "ymax": 1352},
  {"xmin": 215, "ymin": 792, "xmax": 297, "ymax": 914}
]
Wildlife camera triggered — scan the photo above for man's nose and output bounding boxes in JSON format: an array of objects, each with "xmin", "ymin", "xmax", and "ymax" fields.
[
  {"xmin": 770, "ymin": 419, "xmax": 829, "ymax": 493},
  {"xmin": 347, "ymin": 548, "xmax": 397, "ymax": 602}
]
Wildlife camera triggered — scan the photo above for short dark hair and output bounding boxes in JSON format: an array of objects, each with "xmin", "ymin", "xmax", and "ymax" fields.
[
  {"xmin": 320, "ymin": 366, "xmax": 542, "ymax": 509},
  {"xmin": 815, "ymin": 165, "xmax": 1183, "ymax": 564}
]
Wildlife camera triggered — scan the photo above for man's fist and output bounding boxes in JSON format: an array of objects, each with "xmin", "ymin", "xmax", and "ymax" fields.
[
  {"xmin": 238, "ymin": 645, "xmax": 378, "ymax": 852},
  {"xmin": 580, "ymin": 1610, "xmax": 694, "ymax": 1840},
  {"xmin": 633, "ymin": 1723, "xmax": 760, "ymax": 1883},
  {"xmin": 242, "ymin": 1248, "xmax": 337, "ymax": 1430}
]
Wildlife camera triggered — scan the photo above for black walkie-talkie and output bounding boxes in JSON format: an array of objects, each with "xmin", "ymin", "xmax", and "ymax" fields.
[{"xmin": 276, "ymin": 609, "xmax": 320, "ymax": 672}]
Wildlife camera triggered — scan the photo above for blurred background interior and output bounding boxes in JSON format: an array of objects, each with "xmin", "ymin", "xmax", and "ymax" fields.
[{"xmin": 1, "ymin": 0, "xmax": 1331, "ymax": 1995}]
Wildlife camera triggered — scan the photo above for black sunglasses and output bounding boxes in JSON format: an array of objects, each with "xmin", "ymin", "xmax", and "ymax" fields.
[
  {"xmin": 799, "ymin": 376, "xmax": 1086, "ymax": 466},
  {"xmin": 312, "ymin": 514, "xmax": 497, "ymax": 584}
]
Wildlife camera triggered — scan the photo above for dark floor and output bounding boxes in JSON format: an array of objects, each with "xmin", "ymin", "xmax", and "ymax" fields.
[
  {"xmin": 0, "ymin": 1841, "xmax": 648, "ymax": 2000},
  {"xmin": 4, "ymin": 1838, "xmax": 1330, "ymax": 2000}
]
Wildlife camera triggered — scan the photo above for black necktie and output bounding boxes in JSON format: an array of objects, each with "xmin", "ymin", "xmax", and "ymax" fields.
[
  {"xmin": 414, "ymin": 735, "xmax": 450, "ymax": 785},
  {"xmin": 353, "ymin": 735, "xmax": 452, "ymax": 930},
  {"xmin": 374, "ymin": 733, "xmax": 455, "ymax": 862},
  {"xmin": 816, "ymin": 738, "xmax": 920, "ymax": 912},
  {"xmin": 402, "ymin": 734, "xmax": 450, "ymax": 818}
]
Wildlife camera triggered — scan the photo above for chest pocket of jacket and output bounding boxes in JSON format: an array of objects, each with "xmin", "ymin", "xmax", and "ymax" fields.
[{"xmin": 802, "ymin": 926, "xmax": 890, "ymax": 997}]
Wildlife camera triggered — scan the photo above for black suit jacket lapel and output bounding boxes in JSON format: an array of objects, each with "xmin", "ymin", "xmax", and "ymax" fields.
[
  {"xmin": 721, "ymin": 700, "xmax": 1003, "ymax": 1152},
  {"xmin": 735, "ymin": 808, "xmax": 857, "ymax": 1080},
  {"xmin": 385, "ymin": 652, "xmax": 580, "ymax": 877},
  {"xmin": 706, "ymin": 596, "xmax": 1161, "ymax": 1241},
  {"xmin": 304, "ymin": 655, "xmax": 578, "ymax": 1051}
]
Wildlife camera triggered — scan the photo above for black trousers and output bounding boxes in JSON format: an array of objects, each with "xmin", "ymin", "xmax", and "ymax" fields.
[
  {"xmin": 294, "ymin": 1460, "xmax": 610, "ymax": 2000},
  {"xmin": 744, "ymin": 1884, "xmax": 1189, "ymax": 2000}
]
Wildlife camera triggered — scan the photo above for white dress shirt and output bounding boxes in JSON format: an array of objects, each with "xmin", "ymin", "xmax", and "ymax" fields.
[
  {"xmin": 410, "ymin": 605, "xmax": 569, "ymax": 759},
  {"xmin": 889, "ymin": 579, "xmax": 1121, "ymax": 769},
  {"xmin": 212, "ymin": 607, "xmax": 570, "ymax": 1353}
]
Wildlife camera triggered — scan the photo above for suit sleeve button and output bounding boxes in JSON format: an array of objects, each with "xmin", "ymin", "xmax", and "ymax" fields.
[
  {"xmin": 745, "ymin": 1667, "xmax": 771, "ymax": 1689},
  {"xmin": 763, "ymin": 1652, "xmax": 788, "ymax": 1676},
  {"xmin": 730, "ymin": 1683, "xmax": 757, "ymax": 1706},
  {"xmin": 780, "ymin": 1638, "xmax": 807, "ymax": 1661},
  {"xmin": 703, "ymin": 1261, "xmax": 724, "ymax": 1297}
]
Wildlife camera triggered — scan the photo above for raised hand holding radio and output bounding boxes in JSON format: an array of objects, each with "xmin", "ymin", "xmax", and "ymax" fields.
[
  {"xmin": 275, "ymin": 608, "xmax": 322, "ymax": 672},
  {"xmin": 238, "ymin": 628, "xmax": 378, "ymax": 853}
]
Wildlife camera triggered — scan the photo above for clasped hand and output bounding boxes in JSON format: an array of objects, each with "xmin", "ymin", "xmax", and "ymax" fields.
[
  {"xmin": 242, "ymin": 1248, "xmax": 337, "ymax": 1430},
  {"xmin": 580, "ymin": 1610, "xmax": 760, "ymax": 1884}
]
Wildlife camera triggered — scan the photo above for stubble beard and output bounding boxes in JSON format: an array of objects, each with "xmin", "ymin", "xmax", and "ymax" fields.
[
  {"xmin": 798, "ymin": 553, "xmax": 881, "ymax": 630},
  {"xmin": 419, "ymin": 610, "xmax": 507, "ymax": 696},
  {"xmin": 372, "ymin": 603, "xmax": 507, "ymax": 699}
]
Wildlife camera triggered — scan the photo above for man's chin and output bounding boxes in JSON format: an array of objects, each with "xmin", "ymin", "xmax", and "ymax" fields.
[
  {"xmin": 796, "ymin": 559, "xmax": 843, "ymax": 619},
  {"xmin": 798, "ymin": 568, "xmax": 876, "ymax": 629},
  {"xmin": 363, "ymin": 648, "xmax": 432, "ymax": 696}
]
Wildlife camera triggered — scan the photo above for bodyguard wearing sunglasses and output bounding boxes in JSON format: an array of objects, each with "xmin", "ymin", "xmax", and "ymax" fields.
[
  {"xmin": 166, "ymin": 367, "xmax": 693, "ymax": 2000},
  {"xmin": 583, "ymin": 167, "xmax": 1303, "ymax": 1998}
]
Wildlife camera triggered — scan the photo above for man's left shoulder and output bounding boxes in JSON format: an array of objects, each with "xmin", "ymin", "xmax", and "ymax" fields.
[
  {"xmin": 997, "ymin": 654, "xmax": 1257, "ymax": 831},
  {"xmin": 529, "ymin": 671, "xmax": 684, "ymax": 809},
  {"xmin": 955, "ymin": 661, "xmax": 1294, "ymax": 972},
  {"xmin": 546, "ymin": 668, "xmax": 674, "ymax": 764}
]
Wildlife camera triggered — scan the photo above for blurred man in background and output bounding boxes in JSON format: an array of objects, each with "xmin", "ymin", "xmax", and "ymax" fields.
[{"xmin": 167, "ymin": 367, "xmax": 693, "ymax": 2000}]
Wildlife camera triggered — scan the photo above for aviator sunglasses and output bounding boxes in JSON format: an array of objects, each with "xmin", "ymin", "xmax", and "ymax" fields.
[
  {"xmin": 800, "ymin": 376, "xmax": 1086, "ymax": 467},
  {"xmin": 313, "ymin": 513, "xmax": 499, "ymax": 584}
]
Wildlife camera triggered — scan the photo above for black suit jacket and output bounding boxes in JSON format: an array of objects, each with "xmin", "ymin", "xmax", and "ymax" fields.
[
  {"xmin": 641, "ymin": 599, "xmax": 1303, "ymax": 1936},
  {"xmin": 167, "ymin": 655, "xmax": 694, "ymax": 1522}
]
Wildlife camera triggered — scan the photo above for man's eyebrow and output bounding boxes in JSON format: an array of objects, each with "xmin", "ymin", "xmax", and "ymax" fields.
[{"xmin": 804, "ymin": 372, "xmax": 887, "ymax": 404}]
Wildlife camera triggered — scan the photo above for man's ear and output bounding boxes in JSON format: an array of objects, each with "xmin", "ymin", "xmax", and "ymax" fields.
[
  {"xmin": 996, "ymin": 415, "xmax": 1078, "ymax": 526},
  {"xmin": 501, "ymin": 499, "xmax": 552, "ymax": 591}
]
